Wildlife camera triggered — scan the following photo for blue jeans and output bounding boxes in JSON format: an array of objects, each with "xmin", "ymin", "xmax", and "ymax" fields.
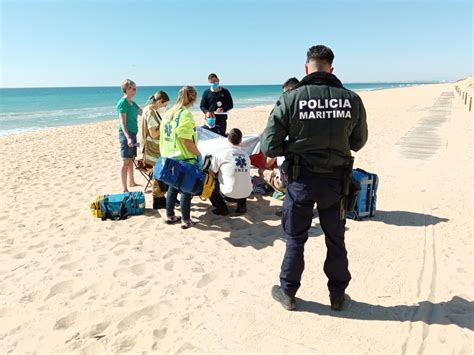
[
  {"xmin": 280, "ymin": 175, "xmax": 351, "ymax": 298},
  {"xmin": 166, "ymin": 186, "xmax": 192, "ymax": 221}
]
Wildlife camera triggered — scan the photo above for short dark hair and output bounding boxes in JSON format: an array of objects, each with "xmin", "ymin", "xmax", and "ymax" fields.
[
  {"xmin": 228, "ymin": 128, "xmax": 242, "ymax": 145},
  {"xmin": 208, "ymin": 73, "xmax": 219, "ymax": 81},
  {"xmin": 306, "ymin": 45, "xmax": 334, "ymax": 65},
  {"xmin": 282, "ymin": 77, "xmax": 299, "ymax": 90}
]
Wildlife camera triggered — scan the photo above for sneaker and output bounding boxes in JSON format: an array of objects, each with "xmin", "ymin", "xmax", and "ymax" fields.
[
  {"xmin": 212, "ymin": 208, "xmax": 229, "ymax": 216},
  {"xmin": 165, "ymin": 215, "xmax": 181, "ymax": 224},
  {"xmin": 153, "ymin": 197, "xmax": 166, "ymax": 210},
  {"xmin": 271, "ymin": 285, "xmax": 296, "ymax": 311},
  {"xmin": 330, "ymin": 293, "xmax": 345, "ymax": 311},
  {"xmin": 181, "ymin": 220, "xmax": 196, "ymax": 229}
]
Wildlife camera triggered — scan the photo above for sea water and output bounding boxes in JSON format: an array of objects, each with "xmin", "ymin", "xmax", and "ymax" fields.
[{"xmin": 0, "ymin": 82, "xmax": 437, "ymax": 136}]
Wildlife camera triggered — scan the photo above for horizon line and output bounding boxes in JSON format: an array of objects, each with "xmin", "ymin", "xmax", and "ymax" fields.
[{"xmin": 0, "ymin": 79, "xmax": 453, "ymax": 90}]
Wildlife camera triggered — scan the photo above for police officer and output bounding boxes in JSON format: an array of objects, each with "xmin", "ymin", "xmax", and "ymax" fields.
[{"xmin": 261, "ymin": 45, "xmax": 368, "ymax": 311}]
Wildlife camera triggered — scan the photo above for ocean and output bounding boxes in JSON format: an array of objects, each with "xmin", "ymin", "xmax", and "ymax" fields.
[{"xmin": 0, "ymin": 82, "xmax": 436, "ymax": 136}]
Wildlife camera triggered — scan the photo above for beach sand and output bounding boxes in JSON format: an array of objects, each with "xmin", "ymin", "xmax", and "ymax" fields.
[{"xmin": 0, "ymin": 81, "xmax": 472, "ymax": 353}]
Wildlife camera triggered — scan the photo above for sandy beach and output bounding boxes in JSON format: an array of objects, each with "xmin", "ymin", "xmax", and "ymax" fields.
[{"xmin": 0, "ymin": 81, "xmax": 472, "ymax": 353}]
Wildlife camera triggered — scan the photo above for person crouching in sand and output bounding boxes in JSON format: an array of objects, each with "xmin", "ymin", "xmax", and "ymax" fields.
[{"xmin": 208, "ymin": 128, "xmax": 252, "ymax": 215}]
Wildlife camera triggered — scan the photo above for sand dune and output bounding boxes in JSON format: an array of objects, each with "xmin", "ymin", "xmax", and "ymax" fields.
[{"xmin": 0, "ymin": 82, "xmax": 472, "ymax": 353}]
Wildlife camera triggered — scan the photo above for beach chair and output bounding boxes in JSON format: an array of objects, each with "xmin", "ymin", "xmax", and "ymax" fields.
[{"xmin": 133, "ymin": 159, "xmax": 153, "ymax": 192}]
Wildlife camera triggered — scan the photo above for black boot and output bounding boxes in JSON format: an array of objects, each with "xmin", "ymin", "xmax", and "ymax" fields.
[
  {"xmin": 330, "ymin": 293, "xmax": 346, "ymax": 311},
  {"xmin": 153, "ymin": 196, "xmax": 166, "ymax": 210},
  {"xmin": 271, "ymin": 285, "xmax": 296, "ymax": 311},
  {"xmin": 236, "ymin": 199, "xmax": 247, "ymax": 214}
]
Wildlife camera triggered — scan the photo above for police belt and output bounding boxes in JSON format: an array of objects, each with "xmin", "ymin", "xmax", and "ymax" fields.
[{"xmin": 297, "ymin": 166, "xmax": 346, "ymax": 180}]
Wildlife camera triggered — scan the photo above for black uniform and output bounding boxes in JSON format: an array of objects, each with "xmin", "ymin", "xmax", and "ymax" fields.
[
  {"xmin": 200, "ymin": 87, "xmax": 233, "ymax": 136},
  {"xmin": 260, "ymin": 71, "xmax": 368, "ymax": 299}
]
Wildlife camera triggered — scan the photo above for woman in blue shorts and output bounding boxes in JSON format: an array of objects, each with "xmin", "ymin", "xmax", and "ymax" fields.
[{"xmin": 117, "ymin": 79, "xmax": 143, "ymax": 192}]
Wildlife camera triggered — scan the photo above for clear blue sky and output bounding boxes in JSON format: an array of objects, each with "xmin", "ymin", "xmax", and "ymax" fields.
[{"xmin": 0, "ymin": 0, "xmax": 472, "ymax": 88}]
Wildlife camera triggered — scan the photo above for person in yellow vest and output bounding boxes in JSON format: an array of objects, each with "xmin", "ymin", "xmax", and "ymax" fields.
[
  {"xmin": 159, "ymin": 86, "xmax": 201, "ymax": 229},
  {"xmin": 141, "ymin": 91, "xmax": 170, "ymax": 209}
]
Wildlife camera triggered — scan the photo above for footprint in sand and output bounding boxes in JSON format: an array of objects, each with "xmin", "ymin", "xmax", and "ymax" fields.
[
  {"xmin": 45, "ymin": 280, "xmax": 76, "ymax": 300},
  {"xmin": 13, "ymin": 252, "xmax": 26, "ymax": 259},
  {"xmin": 19, "ymin": 291, "xmax": 36, "ymax": 303},
  {"xmin": 28, "ymin": 241, "xmax": 47, "ymax": 250},
  {"xmin": 153, "ymin": 327, "xmax": 167, "ymax": 340},
  {"xmin": 164, "ymin": 261, "xmax": 174, "ymax": 271},
  {"xmin": 54, "ymin": 311, "xmax": 78, "ymax": 330},
  {"xmin": 113, "ymin": 263, "xmax": 147, "ymax": 278},
  {"xmin": 116, "ymin": 303, "xmax": 161, "ymax": 332},
  {"xmin": 59, "ymin": 261, "xmax": 80, "ymax": 271},
  {"xmin": 177, "ymin": 342, "xmax": 202, "ymax": 353},
  {"xmin": 132, "ymin": 280, "xmax": 149, "ymax": 289},
  {"xmin": 110, "ymin": 240, "xmax": 130, "ymax": 251},
  {"xmin": 192, "ymin": 263, "xmax": 205, "ymax": 273},
  {"xmin": 111, "ymin": 335, "xmax": 136, "ymax": 352},
  {"xmin": 83, "ymin": 320, "xmax": 111, "ymax": 338},
  {"xmin": 196, "ymin": 271, "xmax": 220, "ymax": 288},
  {"xmin": 237, "ymin": 270, "xmax": 247, "ymax": 277},
  {"xmin": 54, "ymin": 254, "xmax": 71, "ymax": 263},
  {"xmin": 113, "ymin": 248, "xmax": 127, "ymax": 256},
  {"xmin": 162, "ymin": 247, "xmax": 184, "ymax": 259},
  {"xmin": 78, "ymin": 342, "xmax": 105, "ymax": 353}
]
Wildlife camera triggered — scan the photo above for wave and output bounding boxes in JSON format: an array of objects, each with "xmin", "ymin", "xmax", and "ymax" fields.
[{"xmin": 0, "ymin": 106, "xmax": 115, "ymax": 123}]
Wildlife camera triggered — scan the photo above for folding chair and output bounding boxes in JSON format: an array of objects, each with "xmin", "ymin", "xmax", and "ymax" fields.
[{"xmin": 134, "ymin": 158, "xmax": 154, "ymax": 192}]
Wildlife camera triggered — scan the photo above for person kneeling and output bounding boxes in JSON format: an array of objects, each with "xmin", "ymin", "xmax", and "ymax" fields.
[{"xmin": 209, "ymin": 128, "xmax": 252, "ymax": 215}]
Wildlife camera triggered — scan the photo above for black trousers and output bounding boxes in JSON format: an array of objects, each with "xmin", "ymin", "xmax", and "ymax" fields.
[
  {"xmin": 214, "ymin": 114, "xmax": 227, "ymax": 136},
  {"xmin": 210, "ymin": 181, "xmax": 246, "ymax": 212},
  {"xmin": 280, "ymin": 175, "xmax": 351, "ymax": 298}
]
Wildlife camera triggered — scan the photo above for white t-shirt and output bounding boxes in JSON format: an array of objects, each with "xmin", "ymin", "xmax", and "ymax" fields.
[{"xmin": 210, "ymin": 145, "xmax": 252, "ymax": 199}]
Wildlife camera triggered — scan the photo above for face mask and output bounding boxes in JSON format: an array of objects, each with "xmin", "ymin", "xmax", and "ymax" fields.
[
  {"xmin": 210, "ymin": 82, "xmax": 219, "ymax": 90},
  {"xmin": 157, "ymin": 107, "xmax": 166, "ymax": 115},
  {"xmin": 206, "ymin": 117, "xmax": 216, "ymax": 128}
]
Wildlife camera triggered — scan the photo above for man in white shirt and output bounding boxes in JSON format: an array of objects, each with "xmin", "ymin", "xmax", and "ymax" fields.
[{"xmin": 209, "ymin": 128, "xmax": 252, "ymax": 215}]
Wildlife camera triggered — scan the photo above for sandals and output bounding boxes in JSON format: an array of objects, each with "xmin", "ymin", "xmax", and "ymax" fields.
[
  {"xmin": 165, "ymin": 216, "xmax": 181, "ymax": 224},
  {"xmin": 181, "ymin": 220, "xmax": 196, "ymax": 229},
  {"xmin": 165, "ymin": 216, "xmax": 196, "ymax": 229}
]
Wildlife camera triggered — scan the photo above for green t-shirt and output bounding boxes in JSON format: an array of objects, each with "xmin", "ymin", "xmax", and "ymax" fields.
[
  {"xmin": 159, "ymin": 107, "xmax": 199, "ymax": 162},
  {"xmin": 117, "ymin": 97, "xmax": 139, "ymax": 134}
]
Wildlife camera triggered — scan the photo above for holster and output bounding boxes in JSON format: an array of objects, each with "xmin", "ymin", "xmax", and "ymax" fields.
[
  {"xmin": 339, "ymin": 157, "xmax": 358, "ymax": 220},
  {"xmin": 280, "ymin": 156, "xmax": 301, "ymax": 184}
]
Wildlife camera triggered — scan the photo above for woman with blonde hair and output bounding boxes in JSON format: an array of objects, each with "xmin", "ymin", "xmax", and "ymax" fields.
[
  {"xmin": 141, "ymin": 91, "xmax": 170, "ymax": 209},
  {"xmin": 117, "ymin": 79, "xmax": 142, "ymax": 192},
  {"xmin": 160, "ymin": 86, "xmax": 201, "ymax": 229}
]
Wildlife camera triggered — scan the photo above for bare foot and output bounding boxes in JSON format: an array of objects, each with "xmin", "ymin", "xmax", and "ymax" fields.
[
  {"xmin": 123, "ymin": 189, "xmax": 130, "ymax": 193},
  {"xmin": 129, "ymin": 182, "xmax": 141, "ymax": 187}
]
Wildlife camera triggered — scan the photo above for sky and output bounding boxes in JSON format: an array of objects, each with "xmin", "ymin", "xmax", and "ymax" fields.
[{"xmin": 0, "ymin": 0, "xmax": 472, "ymax": 88}]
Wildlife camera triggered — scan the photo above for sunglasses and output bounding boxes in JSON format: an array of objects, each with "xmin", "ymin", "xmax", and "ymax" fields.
[{"xmin": 129, "ymin": 87, "xmax": 137, "ymax": 91}]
